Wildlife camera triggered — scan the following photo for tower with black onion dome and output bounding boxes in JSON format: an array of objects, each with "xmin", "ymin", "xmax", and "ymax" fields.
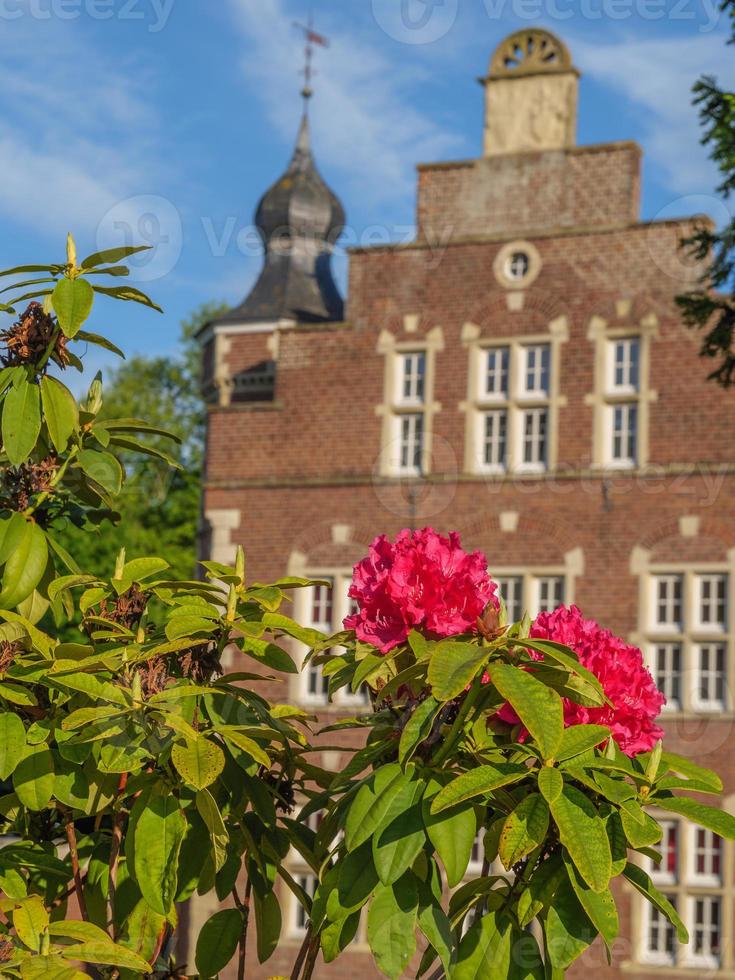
[{"xmin": 211, "ymin": 95, "xmax": 346, "ymax": 328}]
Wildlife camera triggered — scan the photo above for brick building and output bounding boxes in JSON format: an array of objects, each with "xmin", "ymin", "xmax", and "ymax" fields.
[{"xmin": 197, "ymin": 28, "xmax": 735, "ymax": 980}]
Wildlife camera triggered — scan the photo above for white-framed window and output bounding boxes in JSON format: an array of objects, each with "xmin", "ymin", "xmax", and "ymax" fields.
[
  {"xmin": 520, "ymin": 407, "xmax": 547, "ymax": 468},
  {"xmin": 481, "ymin": 410, "xmax": 508, "ymax": 471},
  {"xmin": 644, "ymin": 571, "xmax": 731, "ymax": 714},
  {"xmin": 396, "ymin": 413, "xmax": 424, "ymax": 475},
  {"xmin": 601, "ymin": 335, "xmax": 643, "ymax": 468},
  {"xmin": 289, "ymin": 872, "xmax": 318, "ymax": 937},
  {"xmin": 608, "ymin": 336, "xmax": 640, "ymax": 394},
  {"xmin": 610, "ymin": 402, "xmax": 637, "ymax": 466},
  {"xmin": 642, "ymin": 898, "xmax": 678, "ymax": 966},
  {"xmin": 696, "ymin": 574, "xmax": 727, "ymax": 631},
  {"xmin": 689, "ymin": 828, "xmax": 723, "ymax": 888},
  {"xmin": 652, "ymin": 575, "xmax": 684, "ymax": 631},
  {"xmin": 652, "ymin": 643, "xmax": 682, "ymax": 712},
  {"xmin": 535, "ymin": 576, "xmax": 565, "ymax": 614},
  {"xmin": 496, "ymin": 573, "xmax": 567, "ymax": 623},
  {"xmin": 639, "ymin": 820, "xmax": 728, "ymax": 970},
  {"xmin": 520, "ymin": 344, "xmax": 550, "ymax": 397},
  {"xmin": 467, "ymin": 830, "xmax": 485, "ymax": 875},
  {"xmin": 469, "ymin": 338, "xmax": 557, "ymax": 476},
  {"xmin": 396, "ymin": 351, "xmax": 426, "ymax": 405},
  {"xmin": 299, "ymin": 573, "xmax": 370, "ymax": 708},
  {"xmin": 688, "ymin": 895, "xmax": 722, "ymax": 969},
  {"xmin": 648, "ymin": 820, "xmax": 679, "ymax": 886},
  {"xmin": 484, "ymin": 347, "xmax": 509, "ymax": 399}
]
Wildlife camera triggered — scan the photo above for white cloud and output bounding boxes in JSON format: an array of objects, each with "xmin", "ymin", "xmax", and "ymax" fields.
[
  {"xmin": 0, "ymin": 16, "xmax": 162, "ymax": 239},
  {"xmin": 226, "ymin": 0, "xmax": 463, "ymax": 211},
  {"xmin": 572, "ymin": 32, "xmax": 735, "ymax": 196}
]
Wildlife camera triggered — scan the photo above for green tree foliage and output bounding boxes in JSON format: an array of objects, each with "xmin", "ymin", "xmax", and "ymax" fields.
[
  {"xmin": 677, "ymin": 0, "xmax": 735, "ymax": 386},
  {"xmin": 54, "ymin": 302, "xmax": 227, "ymax": 581},
  {"xmin": 0, "ymin": 238, "xmax": 322, "ymax": 978}
]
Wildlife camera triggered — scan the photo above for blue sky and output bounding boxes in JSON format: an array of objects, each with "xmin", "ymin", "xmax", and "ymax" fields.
[{"xmin": 1, "ymin": 0, "xmax": 733, "ymax": 383}]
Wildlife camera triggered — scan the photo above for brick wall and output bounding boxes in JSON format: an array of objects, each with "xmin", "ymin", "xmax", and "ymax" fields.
[{"xmin": 415, "ymin": 142, "xmax": 642, "ymax": 243}]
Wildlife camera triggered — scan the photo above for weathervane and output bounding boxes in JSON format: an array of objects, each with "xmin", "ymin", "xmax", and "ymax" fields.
[{"xmin": 293, "ymin": 13, "xmax": 329, "ymax": 107}]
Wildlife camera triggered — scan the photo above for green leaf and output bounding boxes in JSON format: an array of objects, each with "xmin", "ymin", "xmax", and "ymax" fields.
[
  {"xmin": 14, "ymin": 895, "xmax": 48, "ymax": 951},
  {"xmin": 13, "ymin": 746, "xmax": 55, "ymax": 810},
  {"xmin": 429, "ymin": 764, "xmax": 527, "ymax": 814},
  {"xmin": 563, "ymin": 853, "xmax": 619, "ymax": 946},
  {"xmin": 52, "ymin": 277, "xmax": 94, "ymax": 337},
  {"xmin": 655, "ymin": 795, "xmax": 735, "ymax": 839},
  {"xmin": 253, "ymin": 888, "xmax": 281, "ymax": 964},
  {"xmin": 195, "ymin": 908, "xmax": 242, "ymax": 977},
  {"xmin": 454, "ymin": 909, "xmax": 543, "ymax": 980},
  {"xmin": 2, "ymin": 379, "xmax": 41, "ymax": 465},
  {"xmin": 556, "ymin": 724, "xmax": 611, "ymax": 761},
  {"xmin": 658, "ymin": 751, "xmax": 722, "ymax": 791},
  {"xmin": 367, "ymin": 875, "xmax": 418, "ymax": 980},
  {"xmin": 77, "ymin": 449, "xmax": 123, "ymax": 496},
  {"xmin": 132, "ymin": 789, "xmax": 186, "ymax": 915},
  {"xmin": 58, "ymin": 941, "xmax": 152, "ymax": 972},
  {"xmin": 548, "ymin": 784, "xmax": 612, "ymax": 893},
  {"xmin": 48, "ymin": 920, "xmax": 115, "ymax": 944},
  {"xmin": 489, "ymin": 663, "xmax": 564, "ymax": 759},
  {"xmin": 75, "ymin": 330, "xmax": 125, "ymax": 358},
  {"xmin": 373, "ymin": 784, "xmax": 426, "ymax": 886},
  {"xmin": 499, "ymin": 794, "xmax": 549, "ymax": 870},
  {"xmin": 171, "ymin": 738, "xmax": 225, "ymax": 790},
  {"xmin": 422, "ymin": 782, "xmax": 477, "ymax": 888},
  {"xmin": 345, "ymin": 764, "xmax": 413, "ymax": 852},
  {"xmin": 40, "ymin": 376, "xmax": 78, "ymax": 453},
  {"xmin": 196, "ymin": 788, "xmax": 228, "ymax": 873},
  {"xmin": 0, "ymin": 520, "xmax": 48, "ymax": 609},
  {"xmin": 92, "ymin": 283, "xmax": 162, "ymax": 313},
  {"xmin": 544, "ymin": 877, "xmax": 597, "ymax": 970},
  {"xmin": 619, "ymin": 807, "xmax": 662, "ymax": 848},
  {"xmin": 516, "ymin": 852, "xmax": 565, "ymax": 928},
  {"xmin": 80, "ymin": 244, "xmax": 151, "ymax": 269},
  {"xmin": 335, "ymin": 842, "xmax": 379, "ymax": 914},
  {"xmin": 399, "ymin": 696, "xmax": 440, "ymax": 765},
  {"xmin": 18, "ymin": 958, "xmax": 87, "ymax": 979},
  {"xmin": 537, "ymin": 766, "xmax": 563, "ymax": 804},
  {"xmin": 623, "ymin": 863, "xmax": 688, "ymax": 942},
  {"xmin": 417, "ymin": 897, "xmax": 453, "ymax": 975},
  {"xmin": 0, "ymin": 712, "xmax": 26, "ymax": 780},
  {"xmin": 428, "ymin": 640, "xmax": 487, "ymax": 700}
]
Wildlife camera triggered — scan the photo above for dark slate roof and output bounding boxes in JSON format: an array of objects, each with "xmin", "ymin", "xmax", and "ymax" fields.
[{"xmin": 209, "ymin": 113, "xmax": 346, "ymax": 327}]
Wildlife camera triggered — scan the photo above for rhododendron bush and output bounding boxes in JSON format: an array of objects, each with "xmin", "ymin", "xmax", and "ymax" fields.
[{"xmin": 306, "ymin": 528, "xmax": 735, "ymax": 979}]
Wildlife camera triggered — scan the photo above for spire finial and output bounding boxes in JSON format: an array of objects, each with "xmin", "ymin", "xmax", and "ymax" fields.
[{"xmin": 293, "ymin": 13, "xmax": 329, "ymax": 111}]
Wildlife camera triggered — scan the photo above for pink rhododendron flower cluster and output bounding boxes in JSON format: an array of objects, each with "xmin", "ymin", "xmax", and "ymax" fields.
[
  {"xmin": 499, "ymin": 604, "xmax": 665, "ymax": 756},
  {"xmin": 344, "ymin": 528, "xmax": 498, "ymax": 653}
]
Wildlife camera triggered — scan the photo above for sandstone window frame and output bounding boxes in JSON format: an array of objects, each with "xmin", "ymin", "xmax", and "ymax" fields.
[
  {"xmin": 291, "ymin": 569, "xmax": 369, "ymax": 710},
  {"xmin": 636, "ymin": 814, "xmax": 733, "ymax": 971},
  {"xmin": 461, "ymin": 319, "xmax": 568, "ymax": 477},
  {"xmin": 586, "ymin": 314, "xmax": 658, "ymax": 470},
  {"xmin": 632, "ymin": 550, "xmax": 735, "ymax": 717},
  {"xmin": 491, "ymin": 551, "xmax": 582, "ymax": 622},
  {"xmin": 376, "ymin": 328, "xmax": 443, "ymax": 478}
]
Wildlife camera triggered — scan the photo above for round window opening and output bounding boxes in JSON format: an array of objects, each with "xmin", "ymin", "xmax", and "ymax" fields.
[{"xmin": 505, "ymin": 250, "xmax": 530, "ymax": 282}]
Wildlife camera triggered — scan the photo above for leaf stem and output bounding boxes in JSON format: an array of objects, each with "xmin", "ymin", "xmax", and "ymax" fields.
[
  {"xmin": 107, "ymin": 771, "xmax": 129, "ymax": 938},
  {"xmin": 233, "ymin": 878, "xmax": 252, "ymax": 980},
  {"xmin": 432, "ymin": 676, "xmax": 483, "ymax": 766},
  {"xmin": 290, "ymin": 924, "xmax": 312, "ymax": 980},
  {"xmin": 64, "ymin": 816, "xmax": 88, "ymax": 922}
]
